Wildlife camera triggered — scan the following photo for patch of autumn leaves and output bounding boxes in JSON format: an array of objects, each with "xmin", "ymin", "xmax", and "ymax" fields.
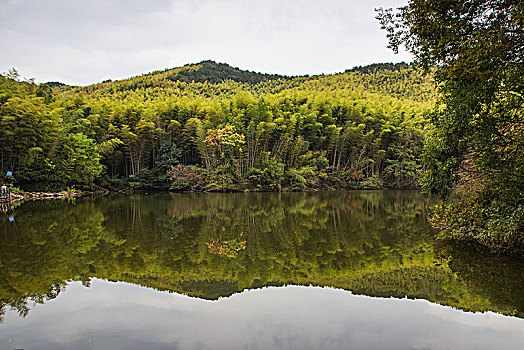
[
  {"xmin": 205, "ymin": 232, "xmax": 246, "ymax": 258},
  {"xmin": 204, "ymin": 125, "xmax": 245, "ymax": 158}
]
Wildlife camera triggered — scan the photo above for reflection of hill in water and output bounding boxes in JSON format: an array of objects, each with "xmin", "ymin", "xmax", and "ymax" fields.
[{"xmin": 1, "ymin": 191, "xmax": 523, "ymax": 320}]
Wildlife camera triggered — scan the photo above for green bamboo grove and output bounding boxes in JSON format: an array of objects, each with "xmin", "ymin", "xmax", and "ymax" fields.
[{"xmin": 0, "ymin": 61, "xmax": 435, "ymax": 191}]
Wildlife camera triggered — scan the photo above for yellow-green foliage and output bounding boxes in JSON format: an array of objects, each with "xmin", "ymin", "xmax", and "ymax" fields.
[
  {"xmin": 1, "ymin": 62, "xmax": 435, "ymax": 190},
  {"xmin": 1, "ymin": 192, "xmax": 522, "ymax": 320}
]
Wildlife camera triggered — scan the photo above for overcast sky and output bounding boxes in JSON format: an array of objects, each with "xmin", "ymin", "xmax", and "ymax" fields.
[{"xmin": 0, "ymin": 0, "xmax": 411, "ymax": 86}]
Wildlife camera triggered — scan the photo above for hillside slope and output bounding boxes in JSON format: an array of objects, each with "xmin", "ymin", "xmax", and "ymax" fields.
[{"xmin": 66, "ymin": 60, "xmax": 433, "ymax": 104}]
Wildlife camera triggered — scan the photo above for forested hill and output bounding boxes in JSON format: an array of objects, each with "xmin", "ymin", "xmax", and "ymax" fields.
[
  {"xmin": 153, "ymin": 60, "xmax": 288, "ymax": 84},
  {"xmin": 0, "ymin": 62, "xmax": 435, "ymax": 192},
  {"xmin": 65, "ymin": 60, "xmax": 432, "ymax": 102},
  {"xmin": 66, "ymin": 60, "xmax": 288, "ymax": 93}
]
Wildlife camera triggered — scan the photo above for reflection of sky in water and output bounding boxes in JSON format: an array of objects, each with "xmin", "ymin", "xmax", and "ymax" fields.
[{"xmin": 1, "ymin": 279, "xmax": 523, "ymax": 350}]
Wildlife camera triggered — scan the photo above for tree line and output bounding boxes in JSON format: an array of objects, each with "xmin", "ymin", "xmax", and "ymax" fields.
[{"xmin": 0, "ymin": 62, "xmax": 434, "ymax": 192}]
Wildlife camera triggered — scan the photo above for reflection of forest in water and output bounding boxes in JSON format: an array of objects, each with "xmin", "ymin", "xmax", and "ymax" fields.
[{"xmin": 1, "ymin": 191, "xmax": 523, "ymax": 321}]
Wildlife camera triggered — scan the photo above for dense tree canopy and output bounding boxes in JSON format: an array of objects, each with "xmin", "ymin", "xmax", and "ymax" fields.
[
  {"xmin": 0, "ymin": 61, "xmax": 435, "ymax": 192},
  {"xmin": 377, "ymin": 0, "xmax": 524, "ymax": 252}
]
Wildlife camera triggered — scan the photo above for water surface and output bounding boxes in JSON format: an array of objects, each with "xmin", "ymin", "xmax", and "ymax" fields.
[{"xmin": 1, "ymin": 191, "xmax": 523, "ymax": 349}]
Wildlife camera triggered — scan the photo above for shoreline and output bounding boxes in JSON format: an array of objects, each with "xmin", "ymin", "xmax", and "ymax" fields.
[{"xmin": 1, "ymin": 186, "xmax": 423, "ymax": 205}]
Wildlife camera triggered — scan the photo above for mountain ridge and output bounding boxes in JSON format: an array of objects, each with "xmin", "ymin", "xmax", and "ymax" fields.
[{"xmin": 47, "ymin": 60, "xmax": 411, "ymax": 88}]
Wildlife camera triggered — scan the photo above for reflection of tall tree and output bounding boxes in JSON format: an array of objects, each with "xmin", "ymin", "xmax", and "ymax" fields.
[{"xmin": 0, "ymin": 192, "xmax": 522, "ymax": 320}]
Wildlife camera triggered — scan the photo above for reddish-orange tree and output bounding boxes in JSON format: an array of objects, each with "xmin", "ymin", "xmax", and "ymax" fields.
[{"xmin": 203, "ymin": 125, "xmax": 246, "ymax": 176}]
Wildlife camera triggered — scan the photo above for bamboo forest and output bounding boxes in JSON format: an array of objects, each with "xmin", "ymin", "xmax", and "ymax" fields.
[{"xmin": 0, "ymin": 61, "xmax": 434, "ymax": 192}]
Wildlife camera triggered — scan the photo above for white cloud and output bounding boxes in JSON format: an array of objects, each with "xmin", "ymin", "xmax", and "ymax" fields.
[{"xmin": 0, "ymin": 0, "xmax": 412, "ymax": 85}]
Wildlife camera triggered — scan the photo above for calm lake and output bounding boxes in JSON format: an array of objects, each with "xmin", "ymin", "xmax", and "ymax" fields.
[{"xmin": 1, "ymin": 191, "xmax": 523, "ymax": 350}]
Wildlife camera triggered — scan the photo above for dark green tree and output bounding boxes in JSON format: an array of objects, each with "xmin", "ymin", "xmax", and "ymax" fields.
[{"xmin": 377, "ymin": 0, "xmax": 524, "ymax": 252}]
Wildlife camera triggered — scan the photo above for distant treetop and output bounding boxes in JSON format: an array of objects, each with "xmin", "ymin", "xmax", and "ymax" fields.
[
  {"xmin": 44, "ymin": 81, "xmax": 67, "ymax": 88},
  {"xmin": 347, "ymin": 62, "xmax": 410, "ymax": 74},
  {"xmin": 162, "ymin": 60, "xmax": 289, "ymax": 84}
]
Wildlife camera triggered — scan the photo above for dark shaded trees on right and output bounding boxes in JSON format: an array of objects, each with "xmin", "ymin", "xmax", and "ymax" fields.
[{"xmin": 377, "ymin": 0, "xmax": 524, "ymax": 252}]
